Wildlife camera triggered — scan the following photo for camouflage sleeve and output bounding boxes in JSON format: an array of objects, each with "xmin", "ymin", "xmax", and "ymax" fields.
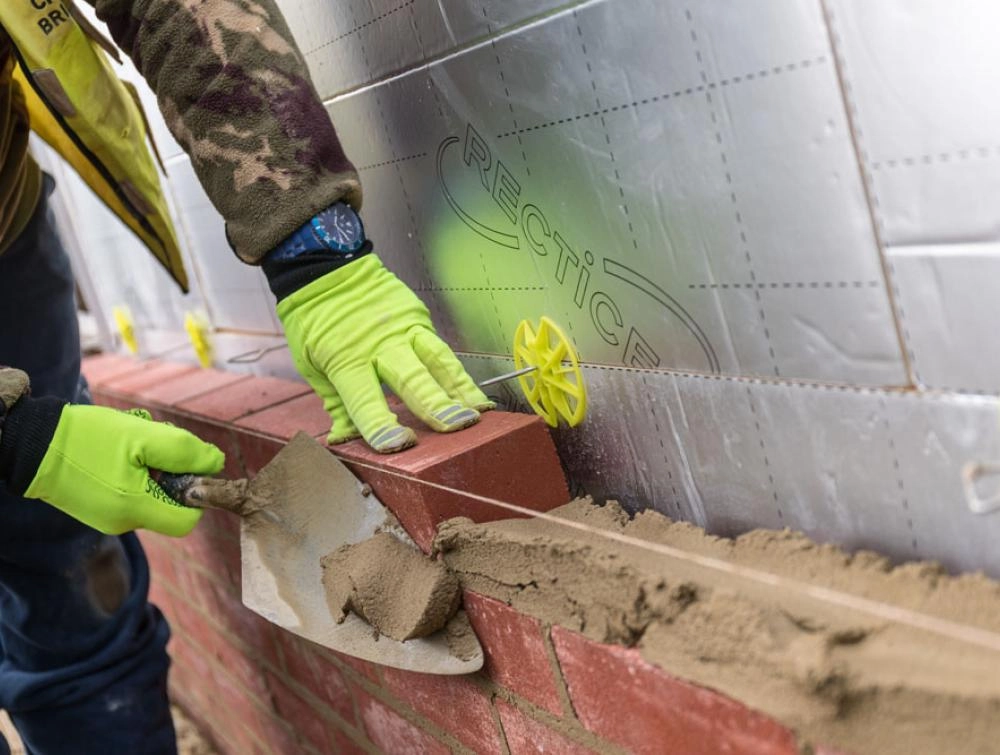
[{"xmin": 87, "ymin": 0, "xmax": 362, "ymax": 264}]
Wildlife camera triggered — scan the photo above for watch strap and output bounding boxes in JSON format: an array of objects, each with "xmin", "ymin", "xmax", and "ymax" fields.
[
  {"xmin": 268, "ymin": 203, "xmax": 365, "ymax": 262},
  {"xmin": 262, "ymin": 240, "xmax": 374, "ymax": 302},
  {"xmin": 268, "ymin": 220, "xmax": 323, "ymax": 261}
]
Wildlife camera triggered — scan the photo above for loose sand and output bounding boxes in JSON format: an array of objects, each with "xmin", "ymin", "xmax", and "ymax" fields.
[{"xmin": 434, "ymin": 497, "xmax": 1000, "ymax": 755}]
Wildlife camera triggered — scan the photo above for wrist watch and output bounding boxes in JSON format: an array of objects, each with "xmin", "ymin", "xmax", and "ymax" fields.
[{"xmin": 268, "ymin": 202, "xmax": 366, "ymax": 262}]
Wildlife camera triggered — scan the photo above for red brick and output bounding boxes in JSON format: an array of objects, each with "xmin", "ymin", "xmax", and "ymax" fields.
[
  {"xmin": 197, "ymin": 572, "xmax": 283, "ymax": 671},
  {"xmin": 464, "ymin": 592, "xmax": 562, "ymax": 715},
  {"xmin": 495, "ymin": 700, "xmax": 597, "ymax": 755},
  {"xmin": 328, "ymin": 649, "xmax": 381, "ymax": 683},
  {"xmin": 265, "ymin": 670, "xmax": 335, "ymax": 753},
  {"xmin": 149, "ymin": 560, "xmax": 185, "ymax": 625},
  {"xmin": 235, "ymin": 391, "xmax": 329, "ymax": 440},
  {"xmin": 171, "ymin": 643, "xmax": 212, "ymax": 689},
  {"xmin": 169, "ymin": 696, "xmax": 207, "ymax": 739},
  {"xmin": 178, "ymin": 375, "xmax": 310, "ymax": 422},
  {"xmin": 354, "ymin": 687, "xmax": 450, "ymax": 755},
  {"xmin": 329, "ymin": 726, "xmax": 371, "ymax": 755},
  {"xmin": 216, "ymin": 717, "xmax": 268, "ymax": 755},
  {"xmin": 101, "ymin": 360, "xmax": 199, "ymax": 397},
  {"xmin": 141, "ymin": 535, "xmax": 179, "ymax": 590},
  {"xmin": 175, "ymin": 517, "xmax": 242, "ymax": 596},
  {"xmin": 236, "ymin": 432, "xmax": 285, "ymax": 477},
  {"xmin": 169, "ymin": 597, "xmax": 271, "ymax": 704},
  {"xmin": 334, "ymin": 409, "xmax": 569, "ymax": 551},
  {"xmin": 165, "ymin": 559, "xmax": 282, "ymax": 674},
  {"xmin": 81, "ymin": 353, "xmax": 148, "ymax": 386},
  {"xmin": 168, "ymin": 555, "xmax": 215, "ymax": 614},
  {"xmin": 148, "ymin": 581, "xmax": 175, "ymax": 619},
  {"xmin": 209, "ymin": 660, "xmax": 291, "ymax": 754},
  {"xmin": 380, "ymin": 667, "xmax": 502, "ymax": 754},
  {"xmin": 170, "ymin": 637, "xmax": 300, "ymax": 755},
  {"xmin": 162, "ymin": 591, "xmax": 215, "ymax": 649},
  {"xmin": 275, "ymin": 629, "xmax": 356, "ymax": 724},
  {"xmin": 552, "ymin": 627, "xmax": 798, "ymax": 755},
  {"xmin": 172, "ymin": 636, "xmax": 297, "ymax": 755},
  {"xmin": 90, "ymin": 388, "xmax": 138, "ymax": 411},
  {"xmin": 169, "ymin": 654, "xmax": 237, "ymax": 753},
  {"xmin": 181, "ymin": 634, "xmax": 286, "ymax": 753},
  {"xmin": 197, "ymin": 506, "xmax": 241, "ymax": 542},
  {"xmin": 173, "ymin": 657, "xmax": 259, "ymax": 754},
  {"xmin": 168, "ymin": 656, "xmax": 213, "ymax": 718},
  {"xmin": 125, "ymin": 367, "xmax": 251, "ymax": 407}
]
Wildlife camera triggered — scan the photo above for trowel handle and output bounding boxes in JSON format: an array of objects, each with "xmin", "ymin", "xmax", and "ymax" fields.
[
  {"xmin": 153, "ymin": 473, "xmax": 250, "ymax": 516},
  {"xmin": 155, "ymin": 472, "xmax": 201, "ymax": 507}
]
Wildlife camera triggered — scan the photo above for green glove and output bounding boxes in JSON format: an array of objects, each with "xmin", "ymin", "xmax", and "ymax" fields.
[
  {"xmin": 23, "ymin": 405, "xmax": 224, "ymax": 536},
  {"xmin": 277, "ymin": 254, "xmax": 494, "ymax": 453}
]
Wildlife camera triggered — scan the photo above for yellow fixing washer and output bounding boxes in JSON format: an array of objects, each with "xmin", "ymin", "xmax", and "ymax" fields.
[
  {"xmin": 184, "ymin": 312, "xmax": 213, "ymax": 368},
  {"xmin": 512, "ymin": 316, "xmax": 587, "ymax": 428},
  {"xmin": 112, "ymin": 306, "xmax": 138, "ymax": 355}
]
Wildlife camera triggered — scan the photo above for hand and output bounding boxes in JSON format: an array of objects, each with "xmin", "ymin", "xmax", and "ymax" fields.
[
  {"xmin": 24, "ymin": 406, "xmax": 224, "ymax": 536},
  {"xmin": 277, "ymin": 254, "xmax": 494, "ymax": 453}
]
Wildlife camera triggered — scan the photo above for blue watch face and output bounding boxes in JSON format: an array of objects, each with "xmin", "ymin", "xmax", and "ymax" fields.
[{"xmin": 312, "ymin": 203, "xmax": 365, "ymax": 253}]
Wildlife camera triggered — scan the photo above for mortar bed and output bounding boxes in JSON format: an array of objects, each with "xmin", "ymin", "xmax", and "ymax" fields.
[{"xmin": 434, "ymin": 497, "xmax": 1000, "ymax": 755}]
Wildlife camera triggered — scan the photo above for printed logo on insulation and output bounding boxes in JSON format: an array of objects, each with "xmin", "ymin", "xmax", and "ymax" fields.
[{"xmin": 436, "ymin": 123, "xmax": 719, "ymax": 374}]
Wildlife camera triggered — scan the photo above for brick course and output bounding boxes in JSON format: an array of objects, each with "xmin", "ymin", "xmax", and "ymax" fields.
[
  {"xmin": 552, "ymin": 627, "xmax": 800, "ymax": 755},
  {"xmin": 83, "ymin": 355, "xmax": 811, "ymax": 754},
  {"xmin": 464, "ymin": 592, "xmax": 563, "ymax": 716},
  {"xmin": 353, "ymin": 688, "xmax": 451, "ymax": 755},
  {"xmin": 379, "ymin": 666, "xmax": 502, "ymax": 754},
  {"xmin": 332, "ymin": 405, "xmax": 570, "ymax": 552},
  {"xmin": 495, "ymin": 700, "xmax": 598, "ymax": 755}
]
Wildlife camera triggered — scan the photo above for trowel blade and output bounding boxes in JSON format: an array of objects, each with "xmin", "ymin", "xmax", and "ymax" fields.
[{"xmin": 237, "ymin": 432, "xmax": 482, "ymax": 675}]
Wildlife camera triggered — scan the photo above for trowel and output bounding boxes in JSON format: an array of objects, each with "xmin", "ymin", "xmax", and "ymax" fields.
[
  {"xmin": 154, "ymin": 317, "xmax": 588, "ymax": 674},
  {"xmin": 159, "ymin": 432, "xmax": 483, "ymax": 675}
]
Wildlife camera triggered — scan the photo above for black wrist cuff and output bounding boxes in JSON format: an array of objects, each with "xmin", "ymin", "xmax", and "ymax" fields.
[
  {"xmin": 262, "ymin": 240, "xmax": 373, "ymax": 302},
  {"xmin": 0, "ymin": 396, "xmax": 66, "ymax": 496}
]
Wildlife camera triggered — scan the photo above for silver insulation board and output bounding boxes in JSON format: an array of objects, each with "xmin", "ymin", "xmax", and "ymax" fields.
[
  {"xmin": 463, "ymin": 354, "xmax": 1000, "ymax": 576},
  {"xmin": 49, "ymin": 1, "xmax": 1000, "ymax": 575}
]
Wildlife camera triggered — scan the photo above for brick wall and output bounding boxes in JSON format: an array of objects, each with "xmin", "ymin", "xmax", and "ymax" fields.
[{"xmin": 82, "ymin": 354, "xmax": 821, "ymax": 754}]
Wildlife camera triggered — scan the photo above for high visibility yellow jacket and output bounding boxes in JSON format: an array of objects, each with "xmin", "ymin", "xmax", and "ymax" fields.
[
  {"xmin": 4, "ymin": 2, "xmax": 188, "ymax": 288},
  {"xmin": 2, "ymin": 0, "xmax": 360, "ymax": 291}
]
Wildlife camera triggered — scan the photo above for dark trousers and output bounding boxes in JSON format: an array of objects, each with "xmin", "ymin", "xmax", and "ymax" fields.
[{"xmin": 0, "ymin": 178, "xmax": 176, "ymax": 754}]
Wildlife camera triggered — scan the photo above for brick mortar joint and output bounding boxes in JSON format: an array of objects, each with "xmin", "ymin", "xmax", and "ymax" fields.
[
  {"xmin": 264, "ymin": 669, "xmax": 365, "ymax": 746},
  {"xmin": 91, "ymin": 384, "xmax": 300, "ymax": 442},
  {"xmin": 339, "ymin": 665, "xmax": 474, "ymax": 754},
  {"xmin": 165, "ymin": 691, "xmax": 228, "ymax": 755},
  {"xmin": 149, "ymin": 538, "xmax": 243, "ymax": 602},
  {"xmin": 162, "ymin": 556, "xmax": 802, "ymax": 754},
  {"xmin": 488, "ymin": 683, "xmax": 626, "ymax": 755},
  {"xmin": 541, "ymin": 621, "xmax": 578, "ymax": 719},
  {"xmin": 319, "ymin": 599, "xmax": 619, "ymax": 753},
  {"xmin": 158, "ymin": 581, "xmax": 272, "ymax": 670},
  {"xmin": 489, "ymin": 691, "xmax": 512, "ymax": 755},
  {"xmin": 162, "ymin": 581, "xmax": 381, "ymax": 753},
  {"xmin": 168, "ymin": 650, "xmax": 291, "ymax": 753}
]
